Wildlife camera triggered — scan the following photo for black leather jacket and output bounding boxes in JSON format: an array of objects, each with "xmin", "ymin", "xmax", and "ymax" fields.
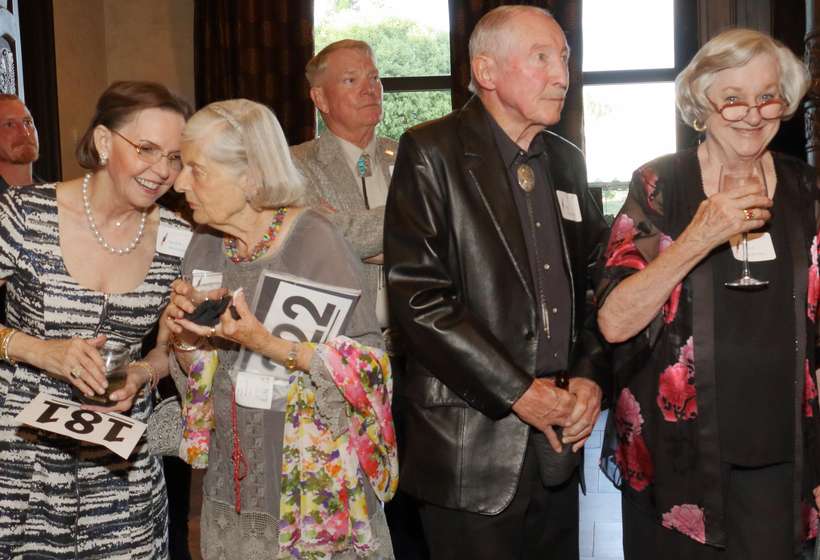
[{"xmin": 384, "ymin": 97, "xmax": 610, "ymax": 514}]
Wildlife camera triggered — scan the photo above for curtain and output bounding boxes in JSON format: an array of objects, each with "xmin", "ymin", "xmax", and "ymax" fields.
[
  {"xmin": 194, "ymin": 0, "xmax": 315, "ymax": 145},
  {"xmin": 20, "ymin": 0, "xmax": 62, "ymax": 182},
  {"xmin": 448, "ymin": 0, "xmax": 584, "ymax": 149}
]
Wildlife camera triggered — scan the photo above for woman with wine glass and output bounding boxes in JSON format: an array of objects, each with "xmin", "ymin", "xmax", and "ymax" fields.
[
  {"xmin": 0, "ymin": 81, "xmax": 191, "ymax": 558},
  {"xmin": 596, "ymin": 29, "xmax": 819, "ymax": 559}
]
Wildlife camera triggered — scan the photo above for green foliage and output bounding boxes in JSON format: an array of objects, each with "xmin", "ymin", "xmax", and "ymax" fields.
[{"xmin": 315, "ymin": 8, "xmax": 453, "ymax": 140}]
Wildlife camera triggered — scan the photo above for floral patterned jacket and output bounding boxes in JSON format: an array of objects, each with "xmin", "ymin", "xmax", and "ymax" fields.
[{"xmin": 596, "ymin": 149, "xmax": 820, "ymax": 552}]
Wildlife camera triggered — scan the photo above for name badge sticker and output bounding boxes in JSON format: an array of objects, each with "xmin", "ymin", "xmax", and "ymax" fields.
[
  {"xmin": 191, "ymin": 270, "xmax": 224, "ymax": 292},
  {"xmin": 15, "ymin": 393, "xmax": 146, "ymax": 459},
  {"xmin": 556, "ymin": 190, "xmax": 583, "ymax": 222},
  {"xmin": 156, "ymin": 225, "xmax": 193, "ymax": 257},
  {"xmin": 234, "ymin": 371, "xmax": 290, "ymax": 410},
  {"xmin": 235, "ymin": 371, "xmax": 275, "ymax": 410},
  {"xmin": 730, "ymin": 232, "xmax": 776, "ymax": 262}
]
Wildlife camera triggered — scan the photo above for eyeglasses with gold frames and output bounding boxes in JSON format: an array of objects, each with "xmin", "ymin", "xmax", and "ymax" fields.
[{"xmin": 111, "ymin": 130, "xmax": 183, "ymax": 172}]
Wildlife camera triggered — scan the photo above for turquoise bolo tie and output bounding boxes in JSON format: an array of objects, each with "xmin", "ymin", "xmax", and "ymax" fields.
[{"xmin": 357, "ymin": 153, "xmax": 372, "ymax": 209}]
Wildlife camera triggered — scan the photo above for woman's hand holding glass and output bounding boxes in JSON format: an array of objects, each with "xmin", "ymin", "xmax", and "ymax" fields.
[
  {"xmin": 29, "ymin": 334, "xmax": 108, "ymax": 398},
  {"xmin": 681, "ymin": 178, "xmax": 771, "ymax": 260},
  {"xmin": 719, "ymin": 163, "xmax": 771, "ymax": 288}
]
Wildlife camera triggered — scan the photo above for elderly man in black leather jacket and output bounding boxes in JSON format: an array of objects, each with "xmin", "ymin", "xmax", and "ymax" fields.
[{"xmin": 384, "ymin": 5, "xmax": 610, "ymax": 559}]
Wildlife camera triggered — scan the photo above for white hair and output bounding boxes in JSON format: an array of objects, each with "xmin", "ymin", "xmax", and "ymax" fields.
[
  {"xmin": 182, "ymin": 99, "xmax": 305, "ymax": 209},
  {"xmin": 467, "ymin": 5, "xmax": 554, "ymax": 94},
  {"xmin": 676, "ymin": 28, "xmax": 810, "ymax": 128}
]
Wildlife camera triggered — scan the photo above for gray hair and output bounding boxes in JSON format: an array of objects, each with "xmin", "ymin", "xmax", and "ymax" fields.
[
  {"xmin": 468, "ymin": 5, "xmax": 554, "ymax": 94},
  {"xmin": 182, "ymin": 99, "xmax": 305, "ymax": 209},
  {"xmin": 676, "ymin": 28, "xmax": 810, "ymax": 129},
  {"xmin": 306, "ymin": 39, "xmax": 376, "ymax": 87}
]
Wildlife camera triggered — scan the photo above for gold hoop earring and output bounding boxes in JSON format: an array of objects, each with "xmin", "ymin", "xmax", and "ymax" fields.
[{"xmin": 692, "ymin": 119, "xmax": 706, "ymax": 133}]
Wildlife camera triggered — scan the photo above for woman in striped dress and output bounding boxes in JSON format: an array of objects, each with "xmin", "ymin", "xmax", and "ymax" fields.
[{"xmin": 0, "ymin": 81, "xmax": 190, "ymax": 559}]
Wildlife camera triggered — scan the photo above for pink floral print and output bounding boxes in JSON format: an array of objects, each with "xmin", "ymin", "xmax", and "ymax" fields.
[
  {"xmin": 640, "ymin": 165, "xmax": 660, "ymax": 214},
  {"xmin": 278, "ymin": 336, "xmax": 397, "ymax": 559},
  {"xmin": 662, "ymin": 504, "xmax": 706, "ymax": 543},
  {"xmin": 614, "ymin": 389, "xmax": 653, "ymax": 491},
  {"xmin": 657, "ymin": 337, "xmax": 697, "ymax": 422},
  {"xmin": 658, "ymin": 234, "xmax": 682, "ymax": 324},
  {"xmin": 605, "ymin": 214, "xmax": 648, "ymax": 271},
  {"xmin": 805, "ymin": 359, "xmax": 818, "ymax": 418}
]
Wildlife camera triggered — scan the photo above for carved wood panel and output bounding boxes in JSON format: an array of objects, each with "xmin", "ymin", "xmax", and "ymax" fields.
[{"xmin": 0, "ymin": 0, "xmax": 20, "ymax": 99}]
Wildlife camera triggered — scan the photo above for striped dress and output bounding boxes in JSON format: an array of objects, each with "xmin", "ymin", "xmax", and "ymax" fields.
[{"xmin": 0, "ymin": 184, "xmax": 185, "ymax": 559}]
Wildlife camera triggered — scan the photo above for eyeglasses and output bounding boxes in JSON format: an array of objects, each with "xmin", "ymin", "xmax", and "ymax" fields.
[
  {"xmin": 112, "ymin": 130, "xmax": 183, "ymax": 172},
  {"xmin": 711, "ymin": 98, "xmax": 785, "ymax": 122}
]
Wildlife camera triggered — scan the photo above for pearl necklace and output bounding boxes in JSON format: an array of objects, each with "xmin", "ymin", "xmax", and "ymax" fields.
[{"xmin": 82, "ymin": 172, "xmax": 147, "ymax": 255}]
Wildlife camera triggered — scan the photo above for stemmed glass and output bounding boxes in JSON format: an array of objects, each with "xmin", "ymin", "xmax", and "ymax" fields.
[{"xmin": 720, "ymin": 162, "xmax": 769, "ymax": 289}]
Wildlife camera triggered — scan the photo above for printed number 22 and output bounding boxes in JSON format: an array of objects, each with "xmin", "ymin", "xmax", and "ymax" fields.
[{"xmin": 272, "ymin": 295, "xmax": 336, "ymax": 343}]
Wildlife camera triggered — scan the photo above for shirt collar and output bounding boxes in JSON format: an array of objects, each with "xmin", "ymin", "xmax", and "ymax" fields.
[
  {"xmin": 331, "ymin": 129, "xmax": 378, "ymax": 168},
  {"xmin": 484, "ymin": 109, "xmax": 548, "ymax": 169}
]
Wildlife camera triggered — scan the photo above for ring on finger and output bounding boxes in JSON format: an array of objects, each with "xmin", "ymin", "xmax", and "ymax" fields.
[
  {"xmin": 70, "ymin": 368, "xmax": 82, "ymax": 379},
  {"xmin": 743, "ymin": 208, "xmax": 754, "ymax": 221},
  {"xmin": 209, "ymin": 326, "xmax": 216, "ymax": 338}
]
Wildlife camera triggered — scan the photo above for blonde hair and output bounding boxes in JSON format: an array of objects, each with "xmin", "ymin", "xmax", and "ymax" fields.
[
  {"xmin": 468, "ymin": 5, "xmax": 554, "ymax": 94},
  {"xmin": 182, "ymin": 99, "xmax": 305, "ymax": 209},
  {"xmin": 306, "ymin": 39, "xmax": 375, "ymax": 87},
  {"xmin": 676, "ymin": 28, "xmax": 810, "ymax": 128}
]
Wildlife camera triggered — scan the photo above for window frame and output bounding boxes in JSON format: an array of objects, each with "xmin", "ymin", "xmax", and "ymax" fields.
[{"xmin": 583, "ymin": 0, "xmax": 698, "ymax": 219}]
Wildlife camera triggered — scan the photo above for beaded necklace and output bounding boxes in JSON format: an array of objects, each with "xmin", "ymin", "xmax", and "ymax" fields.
[{"xmin": 223, "ymin": 207, "xmax": 288, "ymax": 263}]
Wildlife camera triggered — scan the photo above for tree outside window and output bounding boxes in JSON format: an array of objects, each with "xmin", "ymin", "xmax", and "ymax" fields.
[{"xmin": 314, "ymin": 0, "xmax": 452, "ymax": 141}]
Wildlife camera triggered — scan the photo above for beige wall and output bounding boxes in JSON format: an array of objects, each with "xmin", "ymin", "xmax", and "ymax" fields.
[{"xmin": 53, "ymin": 0, "xmax": 194, "ymax": 180}]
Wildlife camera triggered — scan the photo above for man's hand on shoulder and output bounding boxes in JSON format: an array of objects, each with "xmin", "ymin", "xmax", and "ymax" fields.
[
  {"xmin": 562, "ymin": 378, "xmax": 603, "ymax": 452},
  {"xmin": 512, "ymin": 378, "xmax": 576, "ymax": 452}
]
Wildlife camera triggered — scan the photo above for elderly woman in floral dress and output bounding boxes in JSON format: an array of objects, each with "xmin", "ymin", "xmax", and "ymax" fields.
[
  {"xmin": 164, "ymin": 98, "xmax": 397, "ymax": 560},
  {"xmin": 596, "ymin": 29, "xmax": 820, "ymax": 560}
]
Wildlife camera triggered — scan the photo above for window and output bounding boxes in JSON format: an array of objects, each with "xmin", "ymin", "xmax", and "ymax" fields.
[
  {"xmin": 313, "ymin": 0, "xmax": 451, "ymax": 141},
  {"xmin": 582, "ymin": 0, "xmax": 686, "ymax": 219}
]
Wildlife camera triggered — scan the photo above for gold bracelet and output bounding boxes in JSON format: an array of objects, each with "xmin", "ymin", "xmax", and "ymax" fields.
[
  {"xmin": 0, "ymin": 327, "xmax": 17, "ymax": 365},
  {"xmin": 130, "ymin": 360, "xmax": 158, "ymax": 390},
  {"xmin": 4, "ymin": 330, "xmax": 17, "ymax": 366},
  {"xmin": 284, "ymin": 343, "xmax": 299, "ymax": 371},
  {"xmin": 172, "ymin": 336, "xmax": 200, "ymax": 352}
]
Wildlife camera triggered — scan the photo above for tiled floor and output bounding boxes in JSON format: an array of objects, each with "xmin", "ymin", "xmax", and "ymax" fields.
[
  {"xmin": 580, "ymin": 410, "xmax": 624, "ymax": 560},
  {"xmin": 183, "ymin": 412, "xmax": 623, "ymax": 560}
]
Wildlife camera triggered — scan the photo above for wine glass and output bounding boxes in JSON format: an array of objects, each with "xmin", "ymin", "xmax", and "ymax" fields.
[
  {"xmin": 720, "ymin": 162, "xmax": 769, "ymax": 289},
  {"xmin": 78, "ymin": 339, "xmax": 130, "ymax": 406}
]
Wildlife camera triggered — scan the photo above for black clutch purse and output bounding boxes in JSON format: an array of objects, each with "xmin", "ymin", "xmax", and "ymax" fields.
[{"xmin": 530, "ymin": 430, "xmax": 580, "ymax": 486}]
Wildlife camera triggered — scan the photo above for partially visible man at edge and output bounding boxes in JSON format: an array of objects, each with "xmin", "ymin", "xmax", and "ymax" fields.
[
  {"xmin": 0, "ymin": 94, "xmax": 41, "ymax": 190},
  {"xmin": 385, "ymin": 6, "xmax": 609, "ymax": 559}
]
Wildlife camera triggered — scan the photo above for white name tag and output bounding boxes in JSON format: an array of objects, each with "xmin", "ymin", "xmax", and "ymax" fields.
[
  {"xmin": 388, "ymin": 164, "xmax": 395, "ymax": 177},
  {"xmin": 156, "ymin": 225, "xmax": 193, "ymax": 258},
  {"xmin": 16, "ymin": 393, "xmax": 147, "ymax": 459},
  {"xmin": 556, "ymin": 190, "xmax": 582, "ymax": 222},
  {"xmin": 730, "ymin": 232, "xmax": 776, "ymax": 261},
  {"xmin": 191, "ymin": 269, "xmax": 223, "ymax": 291},
  {"xmin": 235, "ymin": 371, "xmax": 289, "ymax": 410}
]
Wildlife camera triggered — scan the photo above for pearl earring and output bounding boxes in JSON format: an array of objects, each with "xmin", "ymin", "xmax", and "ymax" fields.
[{"xmin": 99, "ymin": 154, "xmax": 108, "ymax": 166}]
